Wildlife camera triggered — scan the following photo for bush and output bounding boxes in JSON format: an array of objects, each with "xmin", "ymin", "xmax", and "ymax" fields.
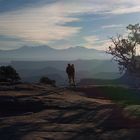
[
  {"xmin": 0, "ymin": 66, "xmax": 20, "ymax": 83},
  {"xmin": 40, "ymin": 76, "xmax": 56, "ymax": 87}
]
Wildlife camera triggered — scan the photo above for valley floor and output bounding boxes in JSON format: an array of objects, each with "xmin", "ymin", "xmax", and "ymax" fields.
[{"xmin": 0, "ymin": 84, "xmax": 140, "ymax": 140}]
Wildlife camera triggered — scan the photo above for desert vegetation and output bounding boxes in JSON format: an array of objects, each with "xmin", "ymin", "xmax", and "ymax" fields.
[
  {"xmin": 107, "ymin": 23, "xmax": 140, "ymax": 73},
  {"xmin": 40, "ymin": 76, "xmax": 56, "ymax": 87},
  {"xmin": 0, "ymin": 66, "xmax": 20, "ymax": 83}
]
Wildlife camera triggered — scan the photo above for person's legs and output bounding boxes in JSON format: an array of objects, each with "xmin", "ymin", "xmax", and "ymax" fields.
[
  {"xmin": 72, "ymin": 74, "xmax": 75, "ymax": 86},
  {"xmin": 68, "ymin": 74, "xmax": 72, "ymax": 85}
]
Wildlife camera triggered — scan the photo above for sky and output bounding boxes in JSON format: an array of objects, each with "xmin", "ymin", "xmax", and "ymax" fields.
[{"xmin": 0, "ymin": 0, "xmax": 140, "ymax": 50}]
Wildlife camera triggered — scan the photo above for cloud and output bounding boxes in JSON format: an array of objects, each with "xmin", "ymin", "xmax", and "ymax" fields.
[
  {"xmin": 0, "ymin": 35, "xmax": 42, "ymax": 50},
  {"xmin": 110, "ymin": 6, "xmax": 140, "ymax": 15},
  {"xmin": 99, "ymin": 40, "xmax": 112, "ymax": 51},
  {"xmin": 0, "ymin": 35, "xmax": 23, "ymax": 41},
  {"xmin": 0, "ymin": 0, "xmax": 140, "ymax": 50},
  {"xmin": 84, "ymin": 35, "xmax": 112, "ymax": 50},
  {"xmin": 85, "ymin": 35, "xmax": 100, "ymax": 44},
  {"xmin": 102, "ymin": 24, "xmax": 124, "ymax": 29},
  {"xmin": 61, "ymin": 0, "xmax": 140, "ymax": 15},
  {"xmin": 85, "ymin": 39, "xmax": 112, "ymax": 50},
  {"xmin": 0, "ymin": 3, "xmax": 81, "ymax": 44}
]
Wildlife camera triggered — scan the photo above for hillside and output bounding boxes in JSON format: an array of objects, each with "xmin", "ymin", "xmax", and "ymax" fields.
[{"xmin": 0, "ymin": 83, "xmax": 140, "ymax": 140}]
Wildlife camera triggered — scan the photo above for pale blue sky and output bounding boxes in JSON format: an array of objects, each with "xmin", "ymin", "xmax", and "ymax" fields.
[{"xmin": 0, "ymin": 0, "xmax": 140, "ymax": 50}]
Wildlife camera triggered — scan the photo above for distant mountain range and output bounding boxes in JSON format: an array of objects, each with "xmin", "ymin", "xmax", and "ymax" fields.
[
  {"xmin": 0, "ymin": 45, "xmax": 111, "ymax": 61},
  {"xmin": 10, "ymin": 59, "xmax": 121, "ymax": 85},
  {"xmin": 0, "ymin": 45, "xmax": 120, "ymax": 85}
]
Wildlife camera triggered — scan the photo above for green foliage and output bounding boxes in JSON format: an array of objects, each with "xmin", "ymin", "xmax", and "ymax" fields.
[
  {"xmin": 40, "ymin": 76, "xmax": 56, "ymax": 86},
  {"xmin": 98, "ymin": 86, "xmax": 140, "ymax": 106},
  {"xmin": 127, "ymin": 23, "xmax": 140, "ymax": 44},
  {"xmin": 0, "ymin": 65, "xmax": 20, "ymax": 83},
  {"xmin": 124, "ymin": 105, "xmax": 140, "ymax": 117},
  {"xmin": 99, "ymin": 86, "xmax": 140, "ymax": 117},
  {"xmin": 107, "ymin": 23, "xmax": 140, "ymax": 73}
]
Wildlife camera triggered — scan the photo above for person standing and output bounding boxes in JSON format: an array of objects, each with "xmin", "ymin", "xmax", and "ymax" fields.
[
  {"xmin": 71, "ymin": 64, "xmax": 76, "ymax": 86},
  {"xmin": 66, "ymin": 63, "xmax": 76, "ymax": 86},
  {"xmin": 66, "ymin": 64, "xmax": 72, "ymax": 85}
]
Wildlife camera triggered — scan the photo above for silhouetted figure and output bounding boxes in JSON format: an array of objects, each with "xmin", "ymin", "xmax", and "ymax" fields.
[
  {"xmin": 66, "ymin": 64, "xmax": 76, "ymax": 86},
  {"xmin": 71, "ymin": 64, "xmax": 76, "ymax": 86},
  {"xmin": 66, "ymin": 64, "xmax": 72, "ymax": 85}
]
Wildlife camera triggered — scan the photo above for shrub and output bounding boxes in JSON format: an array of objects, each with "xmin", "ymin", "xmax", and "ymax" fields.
[
  {"xmin": 0, "ymin": 66, "xmax": 20, "ymax": 83},
  {"xmin": 40, "ymin": 76, "xmax": 56, "ymax": 87}
]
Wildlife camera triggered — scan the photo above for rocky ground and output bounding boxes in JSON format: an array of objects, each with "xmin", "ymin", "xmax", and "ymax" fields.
[{"xmin": 0, "ymin": 84, "xmax": 140, "ymax": 140}]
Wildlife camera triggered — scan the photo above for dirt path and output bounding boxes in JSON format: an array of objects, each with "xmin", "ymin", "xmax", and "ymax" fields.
[{"xmin": 0, "ymin": 84, "xmax": 140, "ymax": 140}]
